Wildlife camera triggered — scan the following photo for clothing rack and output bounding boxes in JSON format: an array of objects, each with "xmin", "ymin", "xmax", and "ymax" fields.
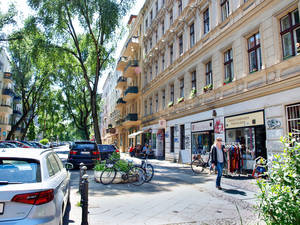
[{"xmin": 223, "ymin": 142, "xmax": 244, "ymax": 177}]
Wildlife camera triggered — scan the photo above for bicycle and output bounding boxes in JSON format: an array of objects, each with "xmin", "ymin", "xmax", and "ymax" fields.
[
  {"xmin": 191, "ymin": 153, "xmax": 212, "ymax": 174},
  {"xmin": 139, "ymin": 153, "xmax": 154, "ymax": 182},
  {"xmin": 100, "ymin": 158, "xmax": 146, "ymax": 186}
]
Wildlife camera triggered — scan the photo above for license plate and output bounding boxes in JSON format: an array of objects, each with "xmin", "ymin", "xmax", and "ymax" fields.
[
  {"xmin": 81, "ymin": 152, "xmax": 90, "ymax": 155},
  {"xmin": 0, "ymin": 203, "xmax": 4, "ymax": 214}
]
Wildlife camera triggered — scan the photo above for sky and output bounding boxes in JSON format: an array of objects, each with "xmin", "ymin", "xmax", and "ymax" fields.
[{"xmin": 1, "ymin": 0, "xmax": 146, "ymax": 92}]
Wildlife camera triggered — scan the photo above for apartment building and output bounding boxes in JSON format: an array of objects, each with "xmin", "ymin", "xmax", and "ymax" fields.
[
  {"xmin": 0, "ymin": 50, "xmax": 13, "ymax": 140},
  {"xmin": 137, "ymin": 0, "xmax": 300, "ymax": 167}
]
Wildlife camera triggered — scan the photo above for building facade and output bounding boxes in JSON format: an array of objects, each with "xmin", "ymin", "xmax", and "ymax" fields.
[{"xmin": 109, "ymin": 0, "xmax": 300, "ymax": 167}]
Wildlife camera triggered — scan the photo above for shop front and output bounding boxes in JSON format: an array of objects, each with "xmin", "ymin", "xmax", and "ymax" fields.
[
  {"xmin": 225, "ymin": 110, "xmax": 266, "ymax": 171},
  {"xmin": 191, "ymin": 120, "xmax": 214, "ymax": 161}
]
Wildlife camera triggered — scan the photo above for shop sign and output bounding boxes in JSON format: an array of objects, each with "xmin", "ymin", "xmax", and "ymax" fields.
[
  {"xmin": 225, "ymin": 111, "xmax": 264, "ymax": 129},
  {"xmin": 191, "ymin": 120, "xmax": 214, "ymax": 132},
  {"xmin": 158, "ymin": 119, "xmax": 166, "ymax": 129}
]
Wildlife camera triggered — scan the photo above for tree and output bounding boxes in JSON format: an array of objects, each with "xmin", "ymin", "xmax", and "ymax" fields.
[
  {"xmin": 27, "ymin": 0, "xmax": 134, "ymax": 143},
  {"xmin": 7, "ymin": 18, "xmax": 54, "ymax": 140},
  {"xmin": 27, "ymin": 122, "xmax": 36, "ymax": 141}
]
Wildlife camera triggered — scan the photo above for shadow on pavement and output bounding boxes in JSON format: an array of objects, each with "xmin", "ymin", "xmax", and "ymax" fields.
[
  {"xmin": 63, "ymin": 204, "xmax": 76, "ymax": 225},
  {"xmin": 222, "ymin": 188, "xmax": 247, "ymax": 196}
]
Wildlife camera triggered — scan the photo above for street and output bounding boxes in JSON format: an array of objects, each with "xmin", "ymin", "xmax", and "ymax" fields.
[{"xmin": 54, "ymin": 146, "xmax": 261, "ymax": 225}]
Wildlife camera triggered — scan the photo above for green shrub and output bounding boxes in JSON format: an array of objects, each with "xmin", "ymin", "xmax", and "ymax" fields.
[
  {"xmin": 109, "ymin": 151, "xmax": 120, "ymax": 160},
  {"xmin": 256, "ymin": 136, "xmax": 300, "ymax": 225},
  {"xmin": 94, "ymin": 162, "xmax": 106, "ymax": 171},
  {"xmin": 115, "ymin": 159, "xmax": 131, "ymax": 172},
  {"xmin": 40, "ymin": 138, "xmax": 49, "ymax": 145}
]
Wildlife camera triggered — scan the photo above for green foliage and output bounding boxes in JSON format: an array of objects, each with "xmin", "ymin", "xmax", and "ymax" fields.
[
  {"xmin": 203, "ymin": 84, "xmax": 213, "ymax": 92},
  {"xmin": 256, "ymin": 136, "xmax": 300, "ymax": 225},
  {"xmin": 115, "ymin": 159, "xmax": 131, "ymax": 173},
  {"xmin": 177, "ymin": 97, "xmax": 184, "ymax": 103},
  {"xmin": 40, "ymin": 138, "xmax": 49, "ymax": 145},
  {"xmin": 190, "ymin": 88, "xmax": 196, "ymax": 98},
  {"xmin": 94, "ymin": 162, "xmax": 106, "ymax": 171},
  {"xmin": 27, "ymin": 123, "xmax": 36, "ymax": 141},
  {"xmin": 109, "ymin": 151, "xmax": 120, "ymax": 161},
  {"xmin": 168, "ymin": 101, "xmax": 174, "ymax": 107}
]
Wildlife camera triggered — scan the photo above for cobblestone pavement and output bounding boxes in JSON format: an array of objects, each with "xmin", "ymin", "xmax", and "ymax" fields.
[{"xmin": 62, "ymin": 152, "xmax": 265, "ymax": 225}]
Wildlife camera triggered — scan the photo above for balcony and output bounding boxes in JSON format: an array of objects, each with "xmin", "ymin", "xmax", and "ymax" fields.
[
  {"xmin": 106, "ymin": 128, "xmax": 116, "ymax": 134},
  {"xmin": 3, "ymin": 72, "xmax": 13, "ymax": 82},
  {"xmin": 0, "ymin": 105, "xmax": 13, "ymax": 114},
  {"xmin": 116, "ymin": 76, "xmax": 127, "ymax": 90},
  {"xmin": 116, "ymin": 56, "xmax": 128, "ymax": 71},
  {"xmin": 2, "ymin": 88, "xmax": 14, "ymax": 97},
  {"xmin": 115, "ymin": 118, "xmax": 124, "ymax": 128},
  {"xmin": 123, "ymin": 60, "xmax": 139, "ymax": 78},
  {"xmin": 115, "ymin": 98, "xmax": 126, "ymax": 110},
  {"xmin": 123, "ymin": 113, "xmax": 141, "ymax": 127},
  {"xmin": 123, "ymin": 36, "xmax": 139, "ymax": 57},
  {"xmin": 123, "ymin": 86, "xmax": 138, "ymax": 101},
  {"xmin": 14, "ymin": 96, "xmax": 21, "ymax": 102},
  {"xmin": 13, "ymin": 109, "xmax": 22, "ymax": 115}
]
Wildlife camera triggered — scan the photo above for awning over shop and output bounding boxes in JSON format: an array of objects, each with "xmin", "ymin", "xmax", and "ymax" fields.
[{"xmin": 128, "ymin": 130, "xmax": 144, "ymax": 138}]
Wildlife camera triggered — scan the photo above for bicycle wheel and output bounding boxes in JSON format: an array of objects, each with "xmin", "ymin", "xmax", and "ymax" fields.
[
  {"xmin": 129, "ymin": 166, "xmax": 145, "ymax": 186},
  {"xmin": 191, "ymin": 158, "xmax": 205, "ymax": 174},
  {"xmin": 143, "ymin": 164, "xmax": 154, "ymax": 182},
  {"xmin": 100, "ymin": 167, "xmax": 117, "ymax": 185}
]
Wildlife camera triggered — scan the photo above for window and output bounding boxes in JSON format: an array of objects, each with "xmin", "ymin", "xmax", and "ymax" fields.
[
  {"xmin": 180, "ymin": 124, "xmax": 185, "ymax": 150},
  {"xmin": 155, "ymin": 94, "xmax": 159, "ymax": 112},
  {"xmin": 146, "ymin": 19, "xmax": 148, "ymax": 28},
  {"xmin": 170, "ymin": 126, "xmax": 175, "ymax": 153},
  {"xmin": 150, "ymin": 10, "xmax": 153, "ymax": 23},
  {"xmin": 205, "ymin": 61, "xmax": 212, "ymax": 86},
  {"xmin": 170, "ymin": 10, "xmax": 173, "ymax": 25},
  {"xmin": 191, "ymin": 70, "xmax": 196, "ymax": 89},
  {"xmin": 248, "ymin": 33, "xmax": 262, "ymax": 73},
  {"xmin": 152, "ymin": 133, "xmax": 157, "ymax": 149},
  {"xmin": 190, "ymin": 23, "xmax": 195, "ymax": 48},
  {"xmin": 170, "ymin": 84, "xmax": 174, "ymax": 102},
  {"xmin": 280, "ymin": 9, "xmax": 300, "ymax": 58},
  {"xmin": 150, "ymin": 38, "xmax": 152, "ymax": 49},
  {"xmin": 204, "ymin": 8, "xmax": 210, "ymax": 34},
  {"xmin": 180, "ymin": 78, "xmax": 184, "ymax": 98},
  {"xmin": 155, "ymin": 30, "xmax": 158, "ymax": 43},
  {"xmin": 178, "ymin": 0, "xmax": 182, "ymax": 16},
  {"xmin": 162, "ymin": 89, "xmax": 166, "ymax": 109},
  {"xmin": 170, "ymin": 44, "xmax": 173, "ymax": 64},
  {"xmin": 221, "ymin": 0, "xmax": 229, "ymax": 22},
  {"xmin": 163, "ymin": 0, "xmax": 165, "ymax": 5},
  {"xmin": 286, "ymin": 103, "xmax": 300, "ymax": 141},
  {"xmin": 144, "ymin": 70, "xmax": 148, "ymax": 86},
  {"xmin": 224, "ymin": 48, "xmax": 234, "ymax": 82},
  {"xmin": 155, "ymin": 61, "xmax": 158, "ymax": 76},
  {"xmin": 145, "ymin": 43, "xmax": 148, "ymax": 54},
  {"xmin": 179, "ymin": 35, "xmax": 183, "ymax": 55},
  {"xmin": 47, "ymin": 154, "xmax": 60, "ymax": 176},
  {"xmin": 156, "ymin": 1, "xmax": 158, "ymax": 14},
  {"xmin": 150, "ymin": 98, "xmax": 153, "ymax": 114},
  {"xmin": 144, "ymin": 101, "xmax": 147, "ymax": 116},
  {"xmin": 162, "ymin": 20, "xmax": 165, "ymax": 34}
]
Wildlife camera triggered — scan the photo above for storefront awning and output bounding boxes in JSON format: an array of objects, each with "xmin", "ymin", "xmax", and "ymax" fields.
[{"xmin": 128, "ymin": 130, "xmax": 144, "ymax": 138}]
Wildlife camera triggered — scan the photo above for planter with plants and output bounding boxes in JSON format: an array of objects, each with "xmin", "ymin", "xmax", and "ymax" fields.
[
  {"xmin": 168, "ymin": 101, "xmax": 174, "ymax": 107},
  {"xmin": 203, "ymin": 84, "xmax": 213, "ymax": 92},
  {"xmin": 177, "ymin": 97, "xmax": 184, "ymax": 103},
  {"xmin": 190, "ymin": 88, "xmax": 196, "ymax": 98},
  {"xmin": 223, "ymin": 77, "xmax": 232, "ymax": 85}
]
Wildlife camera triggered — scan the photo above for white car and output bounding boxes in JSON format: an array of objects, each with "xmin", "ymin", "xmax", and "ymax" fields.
[{"xmin": 0, "ymin": 148, "xmax": 71, "ymax": 225}]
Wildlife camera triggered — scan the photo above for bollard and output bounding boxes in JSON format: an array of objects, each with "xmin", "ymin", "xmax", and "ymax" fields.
[
  {"xmin": 79, "ymin": 163, "xmax": 85, "ymax": 193},
  {"xmin": 81, "ymin": 174, "xmax": 89, "ymax": 225}
]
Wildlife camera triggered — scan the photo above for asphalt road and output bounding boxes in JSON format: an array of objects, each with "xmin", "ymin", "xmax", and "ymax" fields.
[{"xmin": 55, "ymin": 145, "xmax": 262, "ymax": 225}]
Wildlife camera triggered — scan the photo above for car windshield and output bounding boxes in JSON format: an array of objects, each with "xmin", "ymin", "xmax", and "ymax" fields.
[
  {"xmin": 99, "ymin": 145, "xmax": 115, "ymax": 151},
  {"xmin": 0, "ymin": 158, "xmax": 41, "ymax": 184},
  {"xmin": 73, "ymin": 143, "xmax": 95, "ymax": 150}
]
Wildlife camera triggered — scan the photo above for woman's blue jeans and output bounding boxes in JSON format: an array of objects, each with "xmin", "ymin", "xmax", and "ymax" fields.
[{"xmin": 216, "ymin": 162, "xmax": 224, "ymax": 187}]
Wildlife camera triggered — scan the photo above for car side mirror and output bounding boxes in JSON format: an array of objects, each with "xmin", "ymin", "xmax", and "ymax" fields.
[{"xmin": 65, "ymin": 162, "xmax": 74, "ymax": 170}]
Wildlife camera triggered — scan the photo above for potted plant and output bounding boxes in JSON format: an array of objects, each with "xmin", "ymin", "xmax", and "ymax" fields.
[
  {"xmin": 177, "ymin": 97, "xmax": 184, "ymax": 103},
  {"xmin": 190, "ymin": 88, "xmax": 196, "ymax": 98},
  {"xmin": 203, "ymin": 84, "xmax": 213, "ymax": 92},
  {"xmin": 168, "ymin": 101, "xmax": 174, "ymax": 107},
  {"xmin": 223, "ymin": 77, "xmax": 232, "ymax": 85}
]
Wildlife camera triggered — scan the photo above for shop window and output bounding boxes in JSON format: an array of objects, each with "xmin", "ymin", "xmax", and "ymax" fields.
[
  {"xmin": 286, "ymin": 103, "xmax": 300, "ymax": 141},
  {"xmin": 191, "ymin": 70, "xmax": 196, "ymax": 90},
  {"xmin": 280, "ymin": 9, "xmax": 300, "ymax": 59},
  {"xmin": 152, "ymin": 133, "xmax": 157, "ymax": 149},
  {"xmin": 247, "ymin": 33, "xmax": 262, "ymax": 73},
  {"xmin": 224, "ymin": 48, "xmax": 234, "ymax": 83},
  {"xmin": 221, "ymin": 0, "xmax": 230, "ymax": 22},
  {"xmin": 204, "ymin": 8, "xmax": 210, "ymax": 34},
  {"xmin": 190, "ymin": 23, "xmax": 195, "ymax": 48},
  {"xmin": 170, "ymin": 126, "xmax": 175, "ymax": 153},
  {"xmin": 180, "ymin": 124, "xmax": 185, "ymax": 150},
  {"xmin": 205, "ymin": 61, "xmax": 213, "ymax": 86},
  {"xmin": 179, "ymin": 35, "xmax": 183, "ymax": 55}
]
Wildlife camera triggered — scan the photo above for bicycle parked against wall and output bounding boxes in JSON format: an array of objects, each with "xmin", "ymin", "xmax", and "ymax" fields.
[
  {"xmin": 191, "ymin": 150, "xmax": 212, "ymax": 174},
  {"xmin": 100, "ymin": 158, "xmax": 146, "ymax": 186},
  {"xmin": 139, "ymin": 153, "xmax": 154, "ymax": 182}
]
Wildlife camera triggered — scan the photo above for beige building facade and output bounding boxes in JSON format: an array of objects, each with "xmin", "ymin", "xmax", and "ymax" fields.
[{"xmin": 109, "ymin": 0, "xmax": 300, "ymax": 167}]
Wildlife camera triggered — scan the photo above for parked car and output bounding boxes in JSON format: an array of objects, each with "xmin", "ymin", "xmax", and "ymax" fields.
[
  {"xmin": 67, "ymin": 141, "xmax": 100, "ymax": 168},
  {"xmin": 0, "ymin": 143, "xmax": 16, "ymax": 148},
  {"xmin": 0, "ymin": 141, "xmax": 30, "ymax": 148},
  {"xmin": 0, "ymin": 148, "xmax": 72, "ymax": 224},
  {"xmin": 97, "ymin": 144, "xmax": 119, "ymax": 160}
]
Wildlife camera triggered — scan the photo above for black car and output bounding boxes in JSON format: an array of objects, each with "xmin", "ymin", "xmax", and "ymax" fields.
[
  {"xmin": 97, "ymin": 144, "xmax": 119, "ymax": 160},
  {"xmin": 67, "ymin": 141, "xmax": 100, "ymax": 168}
]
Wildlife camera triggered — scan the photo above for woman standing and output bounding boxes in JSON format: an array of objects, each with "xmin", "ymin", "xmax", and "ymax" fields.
[{"xmin": 211, "ymin": 137, "xmax": 226, "ymax": 190}]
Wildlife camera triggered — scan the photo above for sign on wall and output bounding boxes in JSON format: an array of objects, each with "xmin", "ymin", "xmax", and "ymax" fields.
[
  {"xmin": 158, "ymin": 119, "xmax": 166, "ymax": 129},
  {"xmin": 191, "ymin": 120, "xmax": 214, "ymax": 132},
  {"xmin": 225, "ymin": 111, "xmax": 264, "ymax": 129}
]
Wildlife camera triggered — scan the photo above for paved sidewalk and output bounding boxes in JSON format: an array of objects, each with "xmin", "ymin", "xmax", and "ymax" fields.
[{"xmin": 64, "ymin": 154, "xmax": 263, "ymax": 225}]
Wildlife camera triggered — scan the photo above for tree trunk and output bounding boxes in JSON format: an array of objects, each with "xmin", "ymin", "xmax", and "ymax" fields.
[
  {"xmin": 90, "ymin": 91, "xmax": 101, "ymax": 144},
  {"xmin": 21, "ymin": 115, "xmax": 35, "ymax": 140},
  {"xmin": 7, "ymin": 113, "xmax": 28, "ymax": 140},
  {"xmin": 84, "ymin": 126, "xmax": 90, "ymax": 140}
]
